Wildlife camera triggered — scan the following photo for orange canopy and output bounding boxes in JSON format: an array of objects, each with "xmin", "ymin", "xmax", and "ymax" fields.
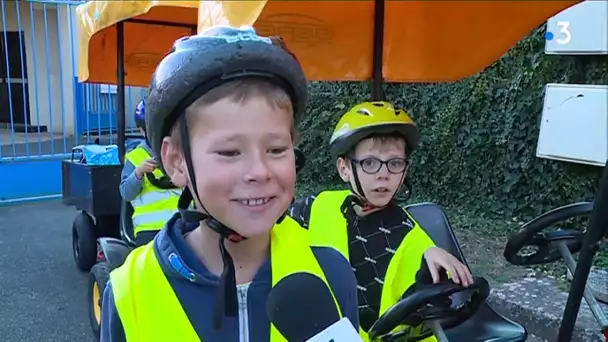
[
  {"xmin": 198, "ymin": 0, "xmax": 582, "ymax": 83},
  {"xmin": 77, "ymin": 1, "xmax": 582, "ymax": 87},
  {"xmin": 76, "ymin": 1, "xmax": 198, "ymax": 86}
]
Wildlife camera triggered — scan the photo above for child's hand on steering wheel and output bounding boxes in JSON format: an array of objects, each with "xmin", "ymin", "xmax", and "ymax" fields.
[{"xmin": 424, "ymin": 247, "xmax": 473, "ymax": 287}]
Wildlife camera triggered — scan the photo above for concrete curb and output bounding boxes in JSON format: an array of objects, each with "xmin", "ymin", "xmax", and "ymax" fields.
[{"xmin": 487, "ymin": 277, "xmax": 606, "ymax": 342}]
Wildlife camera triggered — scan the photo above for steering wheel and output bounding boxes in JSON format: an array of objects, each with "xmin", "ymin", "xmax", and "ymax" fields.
[
  {"xmin": 503, "ymin": 202, "xmax": 593, "ymax": 266},
  {"xmin": 367, "ymin": 276, "xmax": 490, "ymax": 341}
]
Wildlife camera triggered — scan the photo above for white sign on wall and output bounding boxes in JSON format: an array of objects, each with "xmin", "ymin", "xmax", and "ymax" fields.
[
  {"xmin": 545, "ymin": 0, "xmax": 608, "ymax": 55},
  {"xmin": 537, "ymin": 84, "xmax": 608, "ymax": 167}
]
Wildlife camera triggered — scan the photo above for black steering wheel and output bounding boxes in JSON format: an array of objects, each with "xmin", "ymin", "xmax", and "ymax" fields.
[
  {"xmin": 367, "ymin": 276, "xmax": 490, "ymax": 341},
  {"xmin": 503, "ymin": 202, "xmax": 594, "ymax": 266}
]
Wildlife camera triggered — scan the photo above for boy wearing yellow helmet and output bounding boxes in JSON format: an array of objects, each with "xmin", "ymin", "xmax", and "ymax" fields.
[{"xmin": 289, "ymin": 101, "xmax": 473, "ymax": 340}]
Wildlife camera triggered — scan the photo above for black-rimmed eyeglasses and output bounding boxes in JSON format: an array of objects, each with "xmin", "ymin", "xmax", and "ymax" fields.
[{"xmin": 350, "ymin": 157, "xmax": 410, "ymax": 174}]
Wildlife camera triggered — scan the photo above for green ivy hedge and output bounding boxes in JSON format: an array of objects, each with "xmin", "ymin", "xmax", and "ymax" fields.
[{"xmin": 296, "ymin": 26, "xmax": 608, "ymax": 219}]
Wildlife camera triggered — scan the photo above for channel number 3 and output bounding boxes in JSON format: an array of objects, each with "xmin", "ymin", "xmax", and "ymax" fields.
[{"xmin": 556, "ymin": 21, "xmax": 572, "ymax": 45}]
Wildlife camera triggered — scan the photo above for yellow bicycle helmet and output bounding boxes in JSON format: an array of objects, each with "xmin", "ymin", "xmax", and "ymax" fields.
[{"xmin": 329, "ymin": 101, "xmax": 420, "ymax": 158}]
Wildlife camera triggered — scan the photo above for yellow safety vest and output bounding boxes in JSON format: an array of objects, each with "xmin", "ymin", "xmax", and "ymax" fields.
[
  {"xmin": 124, "ymin": 146, "xmax": 181, "ymax": 236},
  {"xmin": 308, "ymin": 190, "xmax": 436, "ymax": 342},
  {"xmin": 109, "ymin": 216, "xmax": 343, "ymax": 341}
]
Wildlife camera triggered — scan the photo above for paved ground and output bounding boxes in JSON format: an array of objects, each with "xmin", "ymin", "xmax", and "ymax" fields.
[
  {"xmin": 0, "ymin": 200, "xmax": 95, "ymax": 342},
  {"xmin": 0, "ymin": 200, "xmax": 545, "ymax": 342}
]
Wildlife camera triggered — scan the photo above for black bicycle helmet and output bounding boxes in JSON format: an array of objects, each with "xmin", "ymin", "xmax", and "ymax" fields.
[{"xmin": 145, "ymin": 25, "xmax": 308, "ymax": 328}]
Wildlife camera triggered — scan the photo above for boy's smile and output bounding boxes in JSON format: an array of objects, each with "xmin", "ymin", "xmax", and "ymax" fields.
[
  {"xmin": 233, "ymin": 196, "xmax": 276, "ymax": 213},
  {"xmin": 164, "ymin": 94, "xmax": 296, "ymax": 238}
]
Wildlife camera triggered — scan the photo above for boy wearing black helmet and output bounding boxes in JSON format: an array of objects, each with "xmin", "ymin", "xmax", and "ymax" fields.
[
  {"xmin": 289, "ymin": 101, "xmax": 473, "ymax": 341},
  {"xmin": 100, "ymin": 27, "xmax": 358, "ymax": 341},
  {"xmin": 119, "ymin": 99, "xmax": 181, "ymax": 246}
]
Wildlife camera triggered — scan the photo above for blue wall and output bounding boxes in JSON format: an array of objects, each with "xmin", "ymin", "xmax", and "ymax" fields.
[{"xmin": 0, "ymin": 155, "xmax": 67, "ymax": 205}]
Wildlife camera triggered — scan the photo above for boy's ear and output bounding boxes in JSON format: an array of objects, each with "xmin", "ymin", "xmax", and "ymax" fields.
[
  {"xmin": 336, "ymin": 157, "xmax": 350, "ymax": 183},
  {"xmin": 160, "ymin": 136, "xmax": 188, "ymax": 187}
]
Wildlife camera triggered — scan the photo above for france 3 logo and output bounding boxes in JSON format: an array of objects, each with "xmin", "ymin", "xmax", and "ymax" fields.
[{"xmin": 545, "ymin": 21, "xmax": 571, "ymax": 45}]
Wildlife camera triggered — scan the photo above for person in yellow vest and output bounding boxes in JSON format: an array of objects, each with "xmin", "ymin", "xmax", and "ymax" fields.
[
  {"xmin": 119, "ymin": 99, "xmax": 181, "ymax": 247},
  {"xmin": 289, "ymin": 101, "xmax": 474, "ymax": 341},
  {"xmin": 100, "ymin": 26, "xmax": 359, "ymax": 342}
]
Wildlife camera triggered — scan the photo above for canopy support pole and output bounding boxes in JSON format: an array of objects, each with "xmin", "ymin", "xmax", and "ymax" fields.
[
  {"xmin": 371, "ymin": 0, "xmax": 385, "ymax": 101},
  {"xmin": 557, "ymin": 161, "xmax": 608, "ymax": 341},
  {"xmin": 116, "ymin": 21, "xmax": 126, "ymax": 164}
]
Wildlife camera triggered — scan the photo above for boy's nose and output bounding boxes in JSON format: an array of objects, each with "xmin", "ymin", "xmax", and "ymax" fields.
[
  {"xmin": 244, "ymin": 156, "xmax": 272, "ymax": 182},
  {"xmin": 375, "ymin": 164, "xmax": 391, "ymax": 179}
]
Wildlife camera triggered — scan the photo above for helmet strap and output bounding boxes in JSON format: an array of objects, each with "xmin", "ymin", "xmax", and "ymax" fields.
[
  {"xmin": 177, "ymin": 115, "xmax": 242, "ymax": 329},
  {"xmin": 348, "ymin": 159, "xmax": 377, "ymax": 212},
  {"xmin": 214, "ymin": 237, "xmax": 238, "ymax": 329}
]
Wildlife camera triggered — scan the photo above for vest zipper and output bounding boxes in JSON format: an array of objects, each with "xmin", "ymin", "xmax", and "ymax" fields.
[{"xmin": 237, "ymin": 284, "xmax": 250, "ymax": 342}]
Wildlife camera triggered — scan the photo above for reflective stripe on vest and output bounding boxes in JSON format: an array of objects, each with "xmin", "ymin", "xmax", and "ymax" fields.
[
  {"xmin": 125, "ymin": 147, "xmax": 180, "ymax": 235},
  {"xmin": 131, "ymin": 209, "xmax": 178, "ymax": 228},
  {"xmin": 109, "ymin": 216, "xmax": 343, "ymax": 341},
  {"xmin": 308, "ymin": 190, "xmax": 436, "ymax": 342}
]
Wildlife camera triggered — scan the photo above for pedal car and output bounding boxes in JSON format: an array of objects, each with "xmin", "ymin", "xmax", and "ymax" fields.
[
  {"xmin": 504, "ymin": 202, "xmax": 608, "ymax": 340},
  {"xmin": 367, "ymin": 203, "xmax": 527, "ymax": 342}
]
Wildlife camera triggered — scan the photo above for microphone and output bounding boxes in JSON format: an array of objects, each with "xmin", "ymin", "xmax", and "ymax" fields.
[{"xmin": 266, "ymin": 272, "xmax": 362, "ymax": 342}]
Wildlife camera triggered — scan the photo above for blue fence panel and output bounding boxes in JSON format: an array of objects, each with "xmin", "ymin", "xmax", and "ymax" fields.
[
  {"xmin": 0, "ymin": 0, "xmax": 148, "ymax": 204},
  {"xmin": 74, "ymin": 82, "xmax": 146, "ymax": 136}
]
